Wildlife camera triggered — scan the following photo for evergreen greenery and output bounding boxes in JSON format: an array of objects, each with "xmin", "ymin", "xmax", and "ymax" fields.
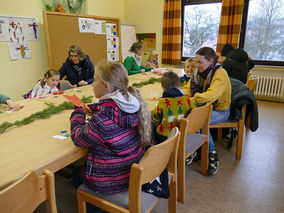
[
  {"xmin": 0, "ymin": 96, "xmax": 93, "ymax": 134},
  {"xmin": 132, "ymin": 77, "xmax": 162, "ymax": 88}
]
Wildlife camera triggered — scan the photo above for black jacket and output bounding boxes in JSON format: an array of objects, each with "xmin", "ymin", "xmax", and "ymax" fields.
[
  {"xmin": 59, "ymin": 55, "xmax": 95, "ymax": 86},
  {"xmin": 222, "ymin": 49, "xmax": 254, "ymax": 84},
  {"xmin": 230, "ymin": 78, "xmax": 258, "ymax": 132}
]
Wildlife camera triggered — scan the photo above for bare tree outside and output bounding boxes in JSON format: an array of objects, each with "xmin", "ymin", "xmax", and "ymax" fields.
[
  {"xmin": 244, "ymin": 0, "xmax": 284, "ymax": 61},
  {"xmin": 182, "ymin": 3, "xmax": 221, "ymax": 57}
]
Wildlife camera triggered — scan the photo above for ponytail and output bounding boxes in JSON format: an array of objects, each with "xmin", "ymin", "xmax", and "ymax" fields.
[{"xmin": 127, "ymin": 85, "xmax": 152, "ymax": 147}]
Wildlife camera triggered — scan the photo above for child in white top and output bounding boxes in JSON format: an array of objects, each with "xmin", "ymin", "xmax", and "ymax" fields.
[{"xmin": 31, "ymin": 69, "xmax": 60, "ymax": 98}]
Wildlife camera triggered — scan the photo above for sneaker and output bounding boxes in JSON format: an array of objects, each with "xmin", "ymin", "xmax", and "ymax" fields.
[
  {"xmin": 186, "ymin": 151, "xmax": 197, "ymax": 165},
  {"xmin": 208, "ymin": 150, "xmax": 219, "ymax": 176}
]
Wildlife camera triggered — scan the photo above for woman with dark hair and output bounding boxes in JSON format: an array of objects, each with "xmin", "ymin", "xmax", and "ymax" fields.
[
  {"xmin": 123, "ymin": 42, "xmax": 153, "ymax": 75},
  {"xmin": 184, "ymin": 47, "xmax": 231, "ymax": 176},
  {"xmin": 59, "ymin": 45, "xmax": 95, "ymax": 86}
]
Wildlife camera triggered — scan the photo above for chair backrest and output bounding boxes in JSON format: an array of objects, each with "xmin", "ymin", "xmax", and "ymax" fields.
[
  {"xmin": 0, "ymin": 170, "xmax": 57, "ymax": 213},
  {"xmin": 59, "ymin": 80, "xmax": 74, "ymax": 91},
  {"xmin": 246, "ymin": 78, "xmax": 257, "ymax": 93},
  {"xmin": 180, "ymin": 102, "xmax": 212, "ymax": 138},
  {"xmin": 128, "ymin": 127, "xmax": 180, "ymax": 213},
  {"xmin": 247, "ymin": 71, "xmax": 252, "ymax": 81}
]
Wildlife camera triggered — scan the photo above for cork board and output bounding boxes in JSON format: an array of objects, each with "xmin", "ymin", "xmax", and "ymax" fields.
[{"xmin": 43, "ymin": 11, "xmax": 121, "ymax": 70}]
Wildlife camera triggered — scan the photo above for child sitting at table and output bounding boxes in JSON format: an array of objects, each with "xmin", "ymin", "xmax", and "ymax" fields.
[
  {"xmin": 0, "ymin": 94, "xmax": 20, "ymax": 110},
  {"xmin": 146, "ymin": 50, "xmax": 159, "ymax": 68},
  {"xmin": 152, "ymin": 71, "xmax": 198, "ymax": 143},
  {"xmin": 180, "ymin": 58, "xmax": 197, "ymax": 87},
  {"xmin": 70, "ymin": 61, "xmax": 152, "ymax": 194},
  {"xmin": 24, "ymin": 69, "xmax": 60, "ymax": 98}
]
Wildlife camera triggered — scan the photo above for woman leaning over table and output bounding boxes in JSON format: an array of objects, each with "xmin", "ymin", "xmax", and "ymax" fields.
[
  {"xmin": 123, "ymin": 42, "xmax": 153, "ymax": 75},
  {"xmin": 183, "ymin": 47, "xmax": 231, "ymax": 176},
  {"xmin": 0, "ymin": 94, "xmax": 20, "ymax": 110}
]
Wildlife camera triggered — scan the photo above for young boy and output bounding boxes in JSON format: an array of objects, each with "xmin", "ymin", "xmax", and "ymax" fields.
[
  {"xmin": 152, "ymin": 71, "xmax": 198, "ymax": 143},
  {"xmin": 180, "ymin": 58, "xmax": 197, "ymax": 87}
]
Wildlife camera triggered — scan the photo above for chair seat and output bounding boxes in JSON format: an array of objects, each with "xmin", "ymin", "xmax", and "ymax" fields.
[
  {"xmin": 185, "ymin": 133, "xmax": 207, "ymax": 156},
  {"xmin": 78, "ymin": 183, "xmax": 158, "ymax": 213}
]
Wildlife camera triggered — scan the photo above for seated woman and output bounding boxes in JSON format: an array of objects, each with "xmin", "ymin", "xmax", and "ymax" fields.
[
  {"xmin": 58, "ymin": 45, "xmax": 95, "ymax": 86},
  {"xmin": 123, "ymin": 42, "xmax": 153, "ymax": 75},
  {"xmin": 184, "ymin": 47, "xmax": 231, "ymax": 176}
]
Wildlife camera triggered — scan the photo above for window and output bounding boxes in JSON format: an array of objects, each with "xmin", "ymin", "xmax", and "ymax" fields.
[
  {"xmin": 182, "ymin": 0, "xmax": 222, "ymax": 60},
  {"xmin": 240, "ymin": 0, "xmax": 284, "ymax": 66}
]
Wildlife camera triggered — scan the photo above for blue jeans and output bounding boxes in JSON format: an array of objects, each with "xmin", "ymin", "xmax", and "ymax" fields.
[{"xmin": 209, "ymin": 107, "xmax": 231, "ymax": 151}]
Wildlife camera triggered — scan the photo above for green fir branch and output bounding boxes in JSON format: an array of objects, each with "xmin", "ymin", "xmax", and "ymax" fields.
[
  {"xmin": 132, "ymin": 77, "xmax": 162, "ymax": 88},
  {"xmin": 0, "ymin": 96, "xmax": 93, "ymax": 134}
]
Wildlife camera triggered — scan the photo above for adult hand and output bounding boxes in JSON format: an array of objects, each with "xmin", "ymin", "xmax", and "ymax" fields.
[
  {"xmin": 78, "ymin": 80, "xmax": 88, "ymax": 86},
  {"xmin": 6, "ymin": 99, "xmax": 20, "ymax": 110}
]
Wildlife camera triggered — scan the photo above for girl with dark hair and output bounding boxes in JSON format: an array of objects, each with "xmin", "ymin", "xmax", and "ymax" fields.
[{"xmin": 184, "ymin": 47, "xmax": 232, "ymax": 176}]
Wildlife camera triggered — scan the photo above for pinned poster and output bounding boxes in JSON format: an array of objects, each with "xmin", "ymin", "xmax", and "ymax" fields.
[
  {"xmin": 93, "ymin": 20, "xmax": 106, "ymax": 34},
  {"xmin": 107, "ymin": 49, "xmax": 119, "ymax": 62},
  {"xmin": 107, "ymin": 37, "xmax": 119, "ymax": 50},
  {"xmin": 0, "ymin": 17, "xmax": 9, "ymax": 41},
  {"xmin": 8, "ymin": 42, "xmax": 21, "ymax": 60},
  {"xmin": 8, "ymin": 42, "xmax": 32, "ymax": 60},
  {"xmin": 78, "ymin": 17, "xmax": 95, "ymax": 33},
  {"xmin": 106, "ymin": 23, "xmax": 117, "ymax": 37},
  {"xmin": 24, "ymin": 18, "xmax": 40, "ymax": 41}
]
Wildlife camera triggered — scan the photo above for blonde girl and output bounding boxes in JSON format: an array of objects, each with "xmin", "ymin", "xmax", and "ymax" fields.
[
  {"xmin": 146, "ymin": 50, "xmax": 159, "ymax": 68},
  {"xmin": 30, "ymin": 69, "xmax": 60, "ymax": 98},
  {"xmin": 70, "ymin": 61, "xmax": 152, "ymax": 194}
]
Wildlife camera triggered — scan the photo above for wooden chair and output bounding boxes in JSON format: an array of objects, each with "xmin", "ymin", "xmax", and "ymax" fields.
[
  {"xmin": 177, "ymin": 103, "xmax": 212, "ymax": 203},
  {"xmin": 77, "ymin": 127, "xmax": 180, "ymax": 213},
  {"xmin": 246, "ymin": 78, "xmax": 258, "ymax": 130},
  {"xmin": 59, "ymin": 80, "xmax": 74, "ymax": 91},
  {"xmin": 0, "ymin": 170, "xmax": 57, "ymax": 213}
]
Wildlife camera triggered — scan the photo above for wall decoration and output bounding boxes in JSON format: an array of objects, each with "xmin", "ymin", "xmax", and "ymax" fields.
[{"xmin": 42, "ymin": 0, "xmax": 87, "ymax": 14}]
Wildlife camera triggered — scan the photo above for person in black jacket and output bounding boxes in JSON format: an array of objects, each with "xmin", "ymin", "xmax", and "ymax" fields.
[
  {"xmin": 221, "ymin": 44, "xmax": 254, "ymax": 84},
  {"xmin": 59, "ymin": 45, "xmax": 95, "ymax": 86}
]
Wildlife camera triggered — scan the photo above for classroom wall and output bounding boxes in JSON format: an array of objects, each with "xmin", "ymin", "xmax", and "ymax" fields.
[
  {"xmin": 124, "ymin": 0, "xmax": 164, "ymax": 65},
  {"xmin": 0, "ymin": 0, "xmax": 125, "ymax": 101}
]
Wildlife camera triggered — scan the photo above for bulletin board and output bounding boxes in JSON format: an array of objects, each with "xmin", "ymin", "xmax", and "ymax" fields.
[{"xmin": 43, "ymin": 11, "xmax": 122, "ymax": 70}]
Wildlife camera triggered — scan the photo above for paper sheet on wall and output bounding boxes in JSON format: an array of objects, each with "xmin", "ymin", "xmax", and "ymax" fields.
[
  {"xmin": 0, "ymin": 17, "xmax": 9, "ymax": 41},
  {"xmin": 106, "ymin": 37, "xmax": 119, "ymax": 50},
  {"xmin": 78, "ymin": 17, "xmax": 95, "ymax": 33},
  {"xmin": 93, "ymin": 20, "xmax": 106, "ymax": 34},
  {"xmin": 106, "ymin": 23, "xmax": 117, "ymax": 37},
  {"xmin": 8, "ymin": 42, "xmax": 32, "ymax": 60},
  {"xmin": 107, "ymin": 50, "xmax": 119, "ymax": 62},
  {"xmin": 24, "ymin": 18, "xmax": 40, "ymax": 41}
]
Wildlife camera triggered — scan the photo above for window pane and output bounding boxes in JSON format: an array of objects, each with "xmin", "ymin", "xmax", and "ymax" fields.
[
  {"xmin": 182, "ymin": 3, "xmax": 221, "ymax": 58},
  {"xmin": 244, "ymin": 0, "xmax": 284, "ymax": 61}
]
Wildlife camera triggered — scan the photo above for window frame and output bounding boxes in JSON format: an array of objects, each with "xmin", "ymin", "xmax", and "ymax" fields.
[
  {"xmin": 181, "ymin": 0, "xmax": 222, "ymax": 61},
  {"xmin": 239, "ymin": 0, "xmax": 284, "ymax": 66}
]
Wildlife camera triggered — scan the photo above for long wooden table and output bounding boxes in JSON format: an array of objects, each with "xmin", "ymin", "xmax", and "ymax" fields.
[{"xmin": 0, "ymin": 69, "xmax": 183, "ymax": 189}]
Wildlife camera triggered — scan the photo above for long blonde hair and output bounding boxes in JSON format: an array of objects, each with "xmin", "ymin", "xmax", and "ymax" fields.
[{"xmin": 96, "ymin": 61, "xmax": 152, "ymax": 147}]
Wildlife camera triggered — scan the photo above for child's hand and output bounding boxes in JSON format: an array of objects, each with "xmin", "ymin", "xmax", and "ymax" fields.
[
  {"xmin": 81, "ymin": 104, "xmax": 92, "ymax": 116},
  {"xmin": 6, "ymin": 99, "xmax": 21, "ymax": 111}
]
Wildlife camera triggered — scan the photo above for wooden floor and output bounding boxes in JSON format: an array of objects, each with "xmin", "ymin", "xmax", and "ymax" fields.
[{"xmin": 36, "ymin": 100, "xmax": 284, "ymax": 213}]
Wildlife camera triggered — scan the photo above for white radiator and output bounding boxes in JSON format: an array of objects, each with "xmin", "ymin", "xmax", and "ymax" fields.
[{"xmin": 254, "ymin": 76, "xmax": 284, "ymax": 99}]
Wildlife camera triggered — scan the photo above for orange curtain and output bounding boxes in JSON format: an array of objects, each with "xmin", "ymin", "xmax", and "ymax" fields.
[
  {"xmin": 216, "ymin": 0, "xmax": 244, "ymax": 55},
  {"xmin": 162, "ymin": 0, "xmax": 181, "ymax": 65}
]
